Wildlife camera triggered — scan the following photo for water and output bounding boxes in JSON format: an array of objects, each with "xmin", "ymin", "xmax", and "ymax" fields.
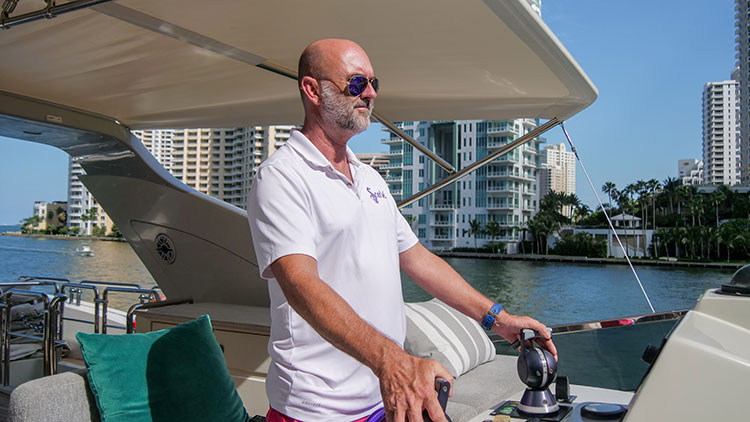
[
  {"xmin": 0, "ymin": 235, "xmax": 156, "ymax": 311},
  {"xmin": 0, "ymin": 235, "xmax": 734, "ymax": 322},
  {"xmin": 401, "ymin": 258, "xmax": 733, "ymax": 326}
]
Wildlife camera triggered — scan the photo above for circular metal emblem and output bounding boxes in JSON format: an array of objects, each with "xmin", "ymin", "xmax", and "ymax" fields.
[{"xmin": 155, "ymin": 234, "xmax": 176, "ymax": 264}]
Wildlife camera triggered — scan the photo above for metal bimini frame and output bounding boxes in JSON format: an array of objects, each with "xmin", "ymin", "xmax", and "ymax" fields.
[
  {"xmin": 255, "ymin": 61, "xmax": 563, "ymax": 210},
  {"xmin": 0, "ymin": 0, "xmax": 115, "ymax": 29}
]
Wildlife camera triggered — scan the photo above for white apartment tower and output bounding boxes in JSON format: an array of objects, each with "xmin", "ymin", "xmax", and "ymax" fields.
[
  {"xmin": 736, "ymin": 0, "xmax": 750, "ymax": 183},
  {"xmin": 132, "ymin": 129, "xmax": 174, "ymax": 171},
  {"xmin": 539, "ymin": 143, "xmax": 576, "ymax": 198},
  {"xmin": 385, "ymin": 120, "xmax": 544, "ymax": 253},
  {"xmin": 168, "ymin": 126, "xmax": 294, "ymax": 209},
  {"xmin": 67, "ymin": 160, "xmax": 115, "ymax": 235},
  {"xmin": 702, "ymin": 80, "xmax": 741, "ymax": 185},
  {"xmin": 678, "ymin": 159, "xmax": 704, "ymax": 186}
]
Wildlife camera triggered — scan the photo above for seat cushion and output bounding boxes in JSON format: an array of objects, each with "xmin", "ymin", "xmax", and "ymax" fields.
[
  {"xmin": 404, "ymin": 299, "xmax": 496, "ymax": 378},
  {"xmin": 76, "ymin": 315, "xmax": 249, "ymax": 422},
  {"xmin": 448, "ymin": 355, "xmax": 525, "ymax": 421},
  {"xmin": 9, "ymin": 368, "xmax": 101, "ymax": 422}
]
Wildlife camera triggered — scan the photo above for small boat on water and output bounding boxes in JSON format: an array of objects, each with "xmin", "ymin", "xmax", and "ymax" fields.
[
  {"xmin": 74, "ymin": 245, "xmax": 94, "ymax": 257},
  {"xmin": 0, "ymin": 1, "xmax": 747, "ymax": 421}
]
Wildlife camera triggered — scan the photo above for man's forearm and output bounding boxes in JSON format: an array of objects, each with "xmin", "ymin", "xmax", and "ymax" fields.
[{"xmin": 399, "ymin": 243, "xmax": 493, "ymax": 322}]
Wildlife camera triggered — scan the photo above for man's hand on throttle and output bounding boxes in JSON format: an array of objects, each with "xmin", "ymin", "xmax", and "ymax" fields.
[
  {"xmin": 493, "ymin": 310, "xmax": 557, "ymax": 361},
  {"xmin": 377, "ymin": 351, "xmax": 453, "ymax": 422}
]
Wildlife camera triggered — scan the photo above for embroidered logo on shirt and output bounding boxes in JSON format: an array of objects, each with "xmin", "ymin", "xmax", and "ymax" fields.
[{"xmin": 367, "ymin": 187, "xmax": 387, "ymax": 204}]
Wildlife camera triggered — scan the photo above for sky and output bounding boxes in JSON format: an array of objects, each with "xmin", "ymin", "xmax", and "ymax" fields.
[{"xmin": 0, "ymin": 0, "xmax": 737, "ymax": 225}]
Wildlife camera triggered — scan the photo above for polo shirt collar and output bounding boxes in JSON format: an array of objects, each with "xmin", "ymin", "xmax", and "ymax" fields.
[{"xmin": 287, "ymin": 130, "xmax": 362, "ymax": 170}]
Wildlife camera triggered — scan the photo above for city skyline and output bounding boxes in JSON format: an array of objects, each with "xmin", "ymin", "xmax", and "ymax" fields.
[{"xmin": 0, "ymin": 0, "xmax": 738, "ymax": 224}]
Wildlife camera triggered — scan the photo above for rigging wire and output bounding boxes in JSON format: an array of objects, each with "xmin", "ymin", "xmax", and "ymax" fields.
[{"xmin": 560, "ymin": 122, "xmax": 656, "ymax": 314}]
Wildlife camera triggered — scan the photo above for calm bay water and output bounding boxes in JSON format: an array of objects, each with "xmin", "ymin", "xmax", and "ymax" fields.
[
  {"xmin": 0, "ymin": 235, "xmax": 735, "ymax": 322},
  {"xmin": 402, "ymin": 258, "xmax": 734, "ymax": 326},
  {"xmin": 0, "ymin": 235, "xmax": 156, "ymax": 311}
]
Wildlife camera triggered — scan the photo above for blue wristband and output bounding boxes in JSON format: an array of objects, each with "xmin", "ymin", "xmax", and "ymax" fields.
[{"xmin": 481, "ymin": 303, "xmax": 503, "ymax": 330}]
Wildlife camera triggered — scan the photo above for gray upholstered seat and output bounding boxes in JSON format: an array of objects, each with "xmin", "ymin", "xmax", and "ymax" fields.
[
  {"xmin": 8, "ymin": 369, "xmax": 100, "ymax": 422},
  {"xmin": 447, "ymin": 355, "xmax": 524, "ymax": 422}
]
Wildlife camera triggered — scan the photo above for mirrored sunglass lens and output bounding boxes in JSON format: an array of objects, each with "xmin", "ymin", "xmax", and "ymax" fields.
[{"xmin": 348, "ymin": 76, "xmax": 368, "ymax": 96}]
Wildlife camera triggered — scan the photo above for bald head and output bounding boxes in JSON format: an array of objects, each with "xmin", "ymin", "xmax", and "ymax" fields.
[{"xmin": 298, "ymin": 39, "xmax": 370, "ymax": 89}]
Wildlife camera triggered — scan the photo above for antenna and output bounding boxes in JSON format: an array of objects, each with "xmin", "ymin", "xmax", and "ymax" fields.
[{"xmin": 559, "ymin": 122, "xmax": 655, "ymax": 314}]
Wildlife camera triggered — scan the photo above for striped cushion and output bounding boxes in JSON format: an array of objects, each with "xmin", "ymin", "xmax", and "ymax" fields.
[{"xmin": 404, "ymin": 299, "xmax": 495, "ymax": 378}]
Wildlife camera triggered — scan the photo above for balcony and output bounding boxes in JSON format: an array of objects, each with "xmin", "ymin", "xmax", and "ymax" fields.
[
  {"xmin": 430, "ymin": 203, "xmax": 455, "ymax": 210},
  {"xmin": 430, "ymin": 234, "xmax": 454, "ymax": 241},
  {"xmin": 487, "ymin": 125, "xmax": 519, "ymax": 136},
  {"xmin": 385, "ymin": 149, "xmax": 404, "ymax": 156},
  {"xmin": 487, "ymin": 202, "xmax": 517, "ymax": 211},
  {"xmin": 384, "ymin": 175, "xmax": 403, "ymax": 183},
  {"xmin": 382, "ymin": 138, "xmax": 404, "ymax": 145},
  {"xmin": 487, "ymin": 186, "xmax": 516, "ymax": 194},
  {"xmin": 431, "ymin": 220, "xmax": 453, "ymax": 227},
  {"xmin": 381, "ymin": 163, "xmax": 403, "ymax": 170}
]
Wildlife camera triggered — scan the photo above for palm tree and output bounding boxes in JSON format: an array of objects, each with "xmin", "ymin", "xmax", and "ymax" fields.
[
  {"xmin": 574, "ymin": 204, "xmax": 591, "ymax": 223},
  {"xmin": 565, "ymin": 193, "xmax": 582, "ymax": 222},
  {"xmin": 485, "ymin": 221, "xmax": 502, "ymax": 253},
  {"xmin": 602, "ymin": 182, "xmax": 617, "ymax": 210},
  {"xmin": 468, "ymin": 218, "xmax": 482, "ymax": 253},
  {"xmin": 710, "ymin": 188, "xmax": 726, "ymax": 257},
  {"xmin": 662, "ymin": 177, "xmax": 680, "ymax": 215},
  {"xmin": 646, "ymin": 179, "xmax": 661, "ymax": 257},
  {"xmin": 634, "ymin": 180, "xmax": 649, "ymax": 256},
  {"xmin": 20, "ymin": 215, "xmax": 42, "ymax": 234}
]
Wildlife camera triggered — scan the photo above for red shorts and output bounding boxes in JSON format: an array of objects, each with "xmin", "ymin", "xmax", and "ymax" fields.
[{"xmin": 266, "ymin": 407, "xmax": 372, "ymax": 422}]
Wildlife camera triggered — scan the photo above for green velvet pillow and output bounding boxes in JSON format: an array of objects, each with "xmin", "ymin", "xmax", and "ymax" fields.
[{"xmin": 76, "ymin": 315, "xmax": 250, "ymax": 422}]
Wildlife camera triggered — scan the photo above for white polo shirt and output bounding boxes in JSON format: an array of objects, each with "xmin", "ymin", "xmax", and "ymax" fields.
[{"xmin": 247, "ymin": 130, "xmax": 419, "ymax": 421}]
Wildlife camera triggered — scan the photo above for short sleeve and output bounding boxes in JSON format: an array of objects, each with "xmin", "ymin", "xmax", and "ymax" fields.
[
  {"xmin": 394, "ymin": 204, "xmax": 419, "ymax": 253},
  {"xmin": 247, "ymin": 164, "xmax": 317, "ymax": 279}
]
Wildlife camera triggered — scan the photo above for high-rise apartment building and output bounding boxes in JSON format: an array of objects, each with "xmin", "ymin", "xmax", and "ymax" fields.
[
  {"xmin": 736, "ymin": 0, "xmax": 750, "ymax": 183},
  {"xmin": 168, "ymin": 126, "xmax": 294, "ymax": 209},
  {"xmin": 132, "ymin": 129, "xmax": 174, "ymax": 171},
  {"xmin": 678, "ymin": 159, "xmax": 704, "ymax": 186},
  {"xmin": 702, "ymin": 80, "xmax": 741, "ymax": 185},
  {"xmin": 384, "ymin": 119, "xmax": 544, "ymax": 253},
  {"xmin": 67, "ymin": 160, "xmax": 115, "ymax": 235},
  {"xmin": 539, "ymin": 143, "xmax": 576, "ymax": 198}
]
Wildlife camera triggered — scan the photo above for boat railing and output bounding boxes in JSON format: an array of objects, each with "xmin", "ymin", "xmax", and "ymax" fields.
[
  {"xmin": 125, "ymin": 297, "xmax": 195, "ymax": 334},
  {"xmin": 59, "ymin": 280, "xmax": 161, "ymax": 334},
  {"xmin": 0, "ymin": 289, "xmax": 67, "ymax": 386},
  {"xmin": 488, "ymin": 310, "xmax": 688, "ymax": 391},
  {"xmin": 100, "ymin": 286, "xmax": 161, "ymax": 334}
]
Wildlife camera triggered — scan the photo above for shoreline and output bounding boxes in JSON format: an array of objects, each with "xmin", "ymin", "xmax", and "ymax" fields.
[
  {"xmin": 1, "ymin": 232, "xmax": 126, "ymax": 242},
  {"xmin": 435, "ymin": 251, "xmax": 745, "ymax": 270}
]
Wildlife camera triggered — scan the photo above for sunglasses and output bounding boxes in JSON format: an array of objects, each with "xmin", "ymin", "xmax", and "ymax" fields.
[{"xmin": 320, "ymin": 75, "xmax": 379, "ymax": 97}]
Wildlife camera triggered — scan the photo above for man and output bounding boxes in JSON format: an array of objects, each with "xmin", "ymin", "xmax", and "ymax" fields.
[{"xmin": 247, "ymin": 39, "xmax": 556, "ymax": 422}]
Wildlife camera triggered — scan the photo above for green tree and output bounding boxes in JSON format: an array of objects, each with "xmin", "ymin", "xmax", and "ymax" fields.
[
  {"xmin": 468, "ymin": 218, "xmax": 482, "ymax": 253},
  {"xmin": 20, "ymin": 215, "xmax": 42, "ymax": 234},
  {"xmin": 662, "ymin": 177, "xmax": 680, "ymax": 215},
  {"xmin": 485, "ymin": 221, "xmax": 502, "ymax": 253},
  {"xmin": 602, "ymin": 182, "xmax": 617, "ymax": 210}
]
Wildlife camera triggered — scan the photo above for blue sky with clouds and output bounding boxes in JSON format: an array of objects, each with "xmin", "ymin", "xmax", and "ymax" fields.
[{"xmin": 0, "ymin": 0, "xmax": 736, "ymax": 224}]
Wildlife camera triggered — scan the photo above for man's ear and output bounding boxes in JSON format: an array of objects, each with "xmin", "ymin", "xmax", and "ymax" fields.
[{"xmin": 300, "ymin": 76, "xmax": 322, "ymax": 106}]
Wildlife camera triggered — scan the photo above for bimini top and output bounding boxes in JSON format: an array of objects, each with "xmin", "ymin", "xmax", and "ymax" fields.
[{"xmin": 0, "ymin": 0, "xmax": 597, "ymax": 129}]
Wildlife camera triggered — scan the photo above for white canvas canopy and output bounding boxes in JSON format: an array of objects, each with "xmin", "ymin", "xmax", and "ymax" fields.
[
  {"xmin": 1, "ymin": 0, "xmax": 597, "ymax": 129},
  {"xmin": 0, "ymin": 0, "xmax": 597, "ymax": 305}
]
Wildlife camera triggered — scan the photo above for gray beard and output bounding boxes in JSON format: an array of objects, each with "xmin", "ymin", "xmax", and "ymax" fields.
[{"xmin": 320, "ymin": 83, "xmax": 371, "ymax": 133}]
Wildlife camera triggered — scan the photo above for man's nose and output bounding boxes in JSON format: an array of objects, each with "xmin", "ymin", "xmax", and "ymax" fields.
[{"xmin": 361, "ymin": 79, "xmax": 377, "ymax": 99}]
